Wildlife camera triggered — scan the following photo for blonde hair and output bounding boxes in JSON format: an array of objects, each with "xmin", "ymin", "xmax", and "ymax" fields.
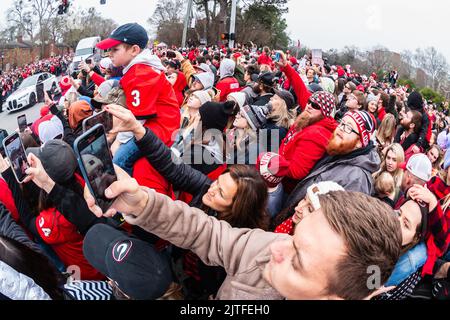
[
  {"xmin": 376, "ymin": 114, "xmax": 396, "ymax": 147},
  {"xmin": 259, "ymin": 64, "xmax": 272, "ymax": 73},
  {"xmin": 374, "ymin": 171, "xmax": 395, "ymax": 197},
  {"xmin": 268, "ymin": 99, "xmax": 295, "ymax": 129},
  {"xmin": 373, "ymin": 143, "xmax": 404, "ymax": 189},
  {"xmin": 180, "ymin": 89, "xmax": 215, "ymax": 129}
]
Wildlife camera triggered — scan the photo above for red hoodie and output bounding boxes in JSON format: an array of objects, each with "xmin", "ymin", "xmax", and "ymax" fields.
[
  {"xmin": 277, "ymin": 64, "xmax": 337, "ymax": 192},
  {"xmin": 216, "ymin": 77, "xmax": 241, "ymax": 102}
]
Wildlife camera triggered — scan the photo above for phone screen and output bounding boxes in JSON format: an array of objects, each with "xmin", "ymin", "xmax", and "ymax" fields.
[
  {"xmin": 3, "ymin": 132, "xmax": 29, "ymax": 183},
  {"xmin": 17, "ymin": 115, "xmax": 27, "ymax": 133},
  {"xmin": 75, "ymin": 124, "xmax": 117, "ymax": 212},
  {"xmin": 82, "ymin": 111, "xmax": 113, "ymax": 133}
]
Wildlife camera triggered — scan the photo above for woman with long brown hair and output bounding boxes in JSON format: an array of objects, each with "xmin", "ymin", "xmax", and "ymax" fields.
[{"xmin": 105, "ymin": 104, "xmax": 270, "ymax": 299}]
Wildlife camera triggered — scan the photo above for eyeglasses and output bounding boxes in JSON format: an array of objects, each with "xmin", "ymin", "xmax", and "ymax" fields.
[
  {"xmin": 307, "ymin": 99, "xmax": 321, "ymax": 110},
  {"xmin": 348, "ymin": 95, "xmax": 357, "ymax": 101},
  {"xmin": 338, "ymin": 120, "xmax": 360, "ymax": 136}
]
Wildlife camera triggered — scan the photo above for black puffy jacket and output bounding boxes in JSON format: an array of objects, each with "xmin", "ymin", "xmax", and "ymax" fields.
[{"xmin": 135, "ymin": 127, "xmax": 213, "ymax": 210}]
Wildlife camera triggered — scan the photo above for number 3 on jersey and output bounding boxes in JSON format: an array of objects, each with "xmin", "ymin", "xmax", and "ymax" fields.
[{"xmin": 131, "ymin": 90, "xmax": 141, "ymax": 107}]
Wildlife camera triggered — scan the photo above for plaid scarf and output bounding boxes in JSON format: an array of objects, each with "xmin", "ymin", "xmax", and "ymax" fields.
[{"xmin": 423, "ymin": 176, "xmax": 450, "ymax": 276}]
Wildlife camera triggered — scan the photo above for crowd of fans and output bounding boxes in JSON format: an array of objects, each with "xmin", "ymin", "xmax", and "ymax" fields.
[
  {"xmin": 0, "ymin": 22, "xmax": 449, "ymax": 301},
  {"xmin": 0, "ymin": 55, "xmax": 72, "ymax": 106}
]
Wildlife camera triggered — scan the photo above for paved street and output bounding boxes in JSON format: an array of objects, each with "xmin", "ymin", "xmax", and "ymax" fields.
[{"xmin": 0, "ymin": 101, "xmax": 44, "ymax": 133}]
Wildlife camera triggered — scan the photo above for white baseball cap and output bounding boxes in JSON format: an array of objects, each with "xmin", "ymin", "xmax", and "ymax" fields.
[{"xmin": 405, "ymin": 153, "xmax": 432, "ymax": 182}]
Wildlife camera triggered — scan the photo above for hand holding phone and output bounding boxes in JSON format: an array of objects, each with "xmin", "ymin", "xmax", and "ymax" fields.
[
  {"xmin": 3, "ymin": 132, "xmax": 30, "ymax": 183},
  {"xmin": 74, "ymin": 124, "xmax": 117, "ymax": 213},
  {"xmin": 83, "ymin": 163, "xmax": 147, "ymax": 219}
]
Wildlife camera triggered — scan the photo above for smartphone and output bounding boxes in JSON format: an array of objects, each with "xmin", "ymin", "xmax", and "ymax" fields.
[
  {"xmin": 74, "ymin": 124, "xmax": 117, "ymax": 212},
  {"xmin": 3, "ymin": 132, "xmax": 29, "ymax": 184},
  {"xmin": 85, "ymin": 58, "xmax": 92, "ymax": 65},
  {"xmin": 275, "ymin": 52, "xmax": 281, "ymax": 62},
  {"xmin": 17, "ymin": 115, "xmax": 27, "ymax": 133},
  {"xmin": 82, "ymin": 111, "xmax": 113, "ymax": 133}
]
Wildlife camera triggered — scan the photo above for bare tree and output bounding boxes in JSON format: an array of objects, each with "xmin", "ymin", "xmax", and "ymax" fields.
[
  {"xmin": 414, "ymin": 47, "xmax": 449, "ymax": 90},
  {"xmin": 6, "ymin": 0, "xmax": 35, "ymax": 41},
  {"xmin": 365, "ymin": 46, "xmax": 390, "ymax": 73}
]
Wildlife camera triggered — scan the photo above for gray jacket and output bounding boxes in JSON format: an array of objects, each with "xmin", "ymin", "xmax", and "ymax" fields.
[{"xmin": 283, "ymin": 143, "xmax": 381, "ymax": 210}]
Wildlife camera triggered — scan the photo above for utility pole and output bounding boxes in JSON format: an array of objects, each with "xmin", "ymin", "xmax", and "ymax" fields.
[
  {"xmin": 229, "ymin": 0, "xmax": 238, "ymax": 49},
  {"xmin": 182, "ymin": 0, "xmax": 194, "ymax": 49}
]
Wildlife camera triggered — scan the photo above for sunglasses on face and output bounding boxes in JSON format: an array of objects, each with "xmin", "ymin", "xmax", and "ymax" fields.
[{"xmin": 308, "ymin": 99, "xmax": 321, "ymax": 110}]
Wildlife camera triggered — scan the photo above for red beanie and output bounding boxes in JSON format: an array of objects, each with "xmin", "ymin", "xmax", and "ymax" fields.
[{"xmin": 256, "ymin": 152, "xmax": 290, "ymax": 188}]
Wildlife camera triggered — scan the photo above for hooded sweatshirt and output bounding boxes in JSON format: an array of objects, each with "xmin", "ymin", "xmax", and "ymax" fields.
[
  {"xmin": 216, "ymin": 59, "xmax": 240, "ymax": 102},
  {"xmin": 120, "ymin": 48, "xmax": 180, "ymax": 146},
  {"xmin": 120, "ymin": 49, "xmax": 180, "ymax": 195}
]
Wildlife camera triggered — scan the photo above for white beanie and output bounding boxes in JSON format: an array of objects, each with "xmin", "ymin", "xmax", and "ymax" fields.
[
  {"xmin": 306, "ymin": 181, "xmax": 345, "ymax": 211},
  {"xmin": 227, "ymin": 92, "xmax": 246, "ymax": 109},
  {"xmin": 192, "ymin": 90, "xmax": 212, "ymax": 106}
]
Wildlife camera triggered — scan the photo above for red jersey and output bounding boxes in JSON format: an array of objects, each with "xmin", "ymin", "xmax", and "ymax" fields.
[{"xmin": 36, "ymin": 208, "xmax": 104, "ymax": 280}]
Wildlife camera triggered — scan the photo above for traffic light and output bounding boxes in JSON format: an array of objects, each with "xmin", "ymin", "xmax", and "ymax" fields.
[
  {"xmin": 58, "ymin": 0, "xmax": 70, "ymax": 15},
  {"xmin": 220, "ymin": 33, "xmax": 230, "ymax": 41}
]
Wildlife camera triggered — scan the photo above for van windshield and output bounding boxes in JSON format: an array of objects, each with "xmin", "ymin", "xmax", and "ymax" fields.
[{"xmin": 75, "ymin": 48, "xmax": 94, "ymax": 56}]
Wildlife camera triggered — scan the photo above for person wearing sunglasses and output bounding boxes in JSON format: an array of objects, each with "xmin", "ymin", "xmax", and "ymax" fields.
[
  {"xmin": 281, "ymin": 110, "xmax": 379, "ymax": 214},
  {"xmin": 256, "ymin": 91, "xmax": 338, "ymax": 217}
]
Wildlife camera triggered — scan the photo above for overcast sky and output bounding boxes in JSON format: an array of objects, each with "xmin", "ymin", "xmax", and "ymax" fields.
[{"xmin": 1, "ymin": 0, "xmax": 449, "ymax": 61}]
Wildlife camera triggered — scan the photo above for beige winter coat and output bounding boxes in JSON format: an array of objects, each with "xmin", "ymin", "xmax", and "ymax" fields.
[{"xmin": 126, "ymin": 188, "xmax": 290, "ymax": 300}]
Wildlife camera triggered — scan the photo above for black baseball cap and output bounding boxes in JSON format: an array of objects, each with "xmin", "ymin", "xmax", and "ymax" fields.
[
  {"xmin": 26, "ymin": 140, "xmax": 78, "ymax": 184},
  {"xmin": 83, "ymin": 223, "xmax": 173, "ymax": 300},
  {"xmin": 97, "ymin": 23, "xmax": 149, "ymax": 50}
]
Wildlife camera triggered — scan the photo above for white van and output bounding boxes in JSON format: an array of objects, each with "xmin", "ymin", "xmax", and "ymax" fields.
[{"xmin": 69, "ymin": 36, "xmax": 103, "ymax": 75}]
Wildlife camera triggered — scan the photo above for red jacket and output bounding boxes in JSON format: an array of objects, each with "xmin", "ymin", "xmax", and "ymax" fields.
[
  {"xmin": 0, "ymin": 179, "xmax": 19, "ymax": 223},
  {"xmin": 121, "ymin": 63, "xmax": 180, "ymax": 196},
  {"xmin": 90, "ymin": 72, "xmax": 106, "ymax": 86},
  {"xmin": 280, "ymin": 64, "xmax": 311, "ymax": 111},
  {"xmin": 216, "ymin": 77, "xmax": 241, "ymax": 102},
  {"xmin": 36, "ymin": 208, "xmax": 104, "ymax": 280},
  {"xmin": 172, "ymin": 71, "xmax": 188, "ymax": 107},
  {"xmin": 257, "ymin": 53, "xmax": 273, "ymax": 67},
  {"xmin": 279, "ymin": 118, "xmax": 338, "ymax": 193}
]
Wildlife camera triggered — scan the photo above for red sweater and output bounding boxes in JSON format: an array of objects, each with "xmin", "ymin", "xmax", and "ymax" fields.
[{"xmin": 216, "ymin": 77, "xmax": 241, "ymax": 102}]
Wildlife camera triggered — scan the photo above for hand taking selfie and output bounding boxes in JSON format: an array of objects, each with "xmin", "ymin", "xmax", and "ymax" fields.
[
  {"xmin": 24, "ymin": 153, "xmax": 55, "ymax": 194},
  {"xmin": 79, "ymin": 61, "xmax": 91, "ymax": 73},
  {"xmin": 274, "ymin": 50, "xmax": 287, "ymax": 68},
  {"xmin": 105, "ymin": 104, "xmax": 146, "ymax": 140},
  {"xmin": 84, "ymin": 165, "xmax": 149, "ymax": 220}
]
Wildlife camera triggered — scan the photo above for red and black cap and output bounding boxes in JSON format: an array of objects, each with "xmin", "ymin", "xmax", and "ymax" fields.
[{"xmin": 97, "ymin": 23, "xmax": 149, "ymax": 50}]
